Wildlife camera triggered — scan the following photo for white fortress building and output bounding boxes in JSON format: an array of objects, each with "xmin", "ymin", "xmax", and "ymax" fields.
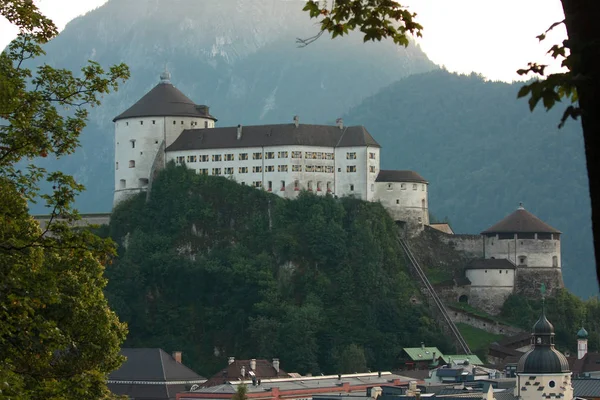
[{"xmin": 113, "ymin": 71, "xmax": 429, "ymax": 228}]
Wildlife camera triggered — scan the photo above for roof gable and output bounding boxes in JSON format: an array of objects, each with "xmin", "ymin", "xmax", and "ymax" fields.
[
  {"xmin": 165, "ymin": 124, "xmax": 379, "ymax": 152},
  {"xmin": 482, "ymin": 206, "xmax": 560, "ymax": 234},
  {"xmin": 403, "ymin": 346, "xmax": 443, "ymax": 361},
  {"xmin": 109, "ymin": 348, "xmax": 204, "ymax": 382}
]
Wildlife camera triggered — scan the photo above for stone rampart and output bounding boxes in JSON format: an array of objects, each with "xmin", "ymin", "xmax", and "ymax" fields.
[
  {"xmin": 448, "ymin": 307, "xmax": 524, "ymax": 336},
  {"xmin": 514, "ymin": 266, "xmax": 564, "ymax": 297}
]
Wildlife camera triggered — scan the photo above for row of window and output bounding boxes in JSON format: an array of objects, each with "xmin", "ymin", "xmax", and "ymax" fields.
[
  {"xmin": 123, "ymin": 120, "xmax": 210, "ymax": 128},
  {"xmin": 179, "ymin": 163, "xmax": 366, "ymax": 174},
  {"xmin": 386, "ymin": 183, "xmax": 425, "ymax": 191}
]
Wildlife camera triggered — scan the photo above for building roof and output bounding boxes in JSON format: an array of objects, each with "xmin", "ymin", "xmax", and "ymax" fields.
[
  {"xmin": 441, "ymin": 355, "xmax": 484, "ymax": 366},
  {"xmin": 165, "ymin": 124, "xmax": 380, "ymax": 152},
  {"xmin": 113, "ymin": 73, "xmax": 216, "ymax": 122},
  {"xmin": 573, "ymin": 379, "xmax": 600, "ymax": 397},
  {"xmin": 573, "ymin": 353, "xmax": 600, "ymax": 375},
  {"xmin": 108, "ymin": 348, "xmax": 205, "ymax": 400},
  {"xmin": 481, "ymin": 205, "xmax": 560, "ymax": 235},
  {"xmin": 466, "ymin": 259, "xmax": 516, "ymax": 270},
  {"xmin": 403, "ymin": 346, "xmax": 444, "ymax": 361},
  {"xmin": 375, "ymin": 170, "xmax": 428, "ymax": 184},
  {"xmin": 202, "ymin": 359, "xmax": 289, "ymax": 388},
  {"xmin": 430, "ymin": 223, "xmax": 455, "ymax": 235}
]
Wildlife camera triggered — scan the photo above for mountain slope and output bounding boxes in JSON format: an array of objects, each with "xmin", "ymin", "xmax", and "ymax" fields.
[
  {"xmin": 342, "ymin": 69, "xmax": 597, "ymax": 297},
  {"xmin": 27, "ymin": 0, "xmax": 434, "ymax": 212}
]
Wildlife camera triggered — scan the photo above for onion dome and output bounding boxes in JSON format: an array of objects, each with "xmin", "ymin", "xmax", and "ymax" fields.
[
  {"xmin": 578, "ymin": 327, "xmax": 589, "ymax": 339},
  {"xmin": 517, "ymin": 308, "xmax": 570, "ymax": 374}
]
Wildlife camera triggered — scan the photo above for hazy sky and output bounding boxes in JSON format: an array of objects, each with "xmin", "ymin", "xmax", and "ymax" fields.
[{"xmin": 0, "ymin": 0, "xmax": 567, "ymax": 82}]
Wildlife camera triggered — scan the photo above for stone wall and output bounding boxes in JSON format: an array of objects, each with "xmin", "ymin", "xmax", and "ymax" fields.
[
  {"xmin": 34, "ymin": 213, "xmax": 111, "ymax": 230},
  {"xmin": 468, "ymin": 286, "xmax": 514, "ymax": 316},
  {"xmin": 514, "ymin": 266, "xmax": 564, "ymax": 297},
  {"xmin": 448, "ymin": 307, "xmax": 524, "ymax": 336},
  {"xmin": 439, "ymin": 233, "xmax": 485, "ymax": 259}
]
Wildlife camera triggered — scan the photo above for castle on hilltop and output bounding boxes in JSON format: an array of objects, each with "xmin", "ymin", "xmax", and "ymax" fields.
[
  {"xmin": 113, "ymin": 71, "xmax": 429, "ymax": 228},
  {"xmin": 111, "ymin": 71, "xmax": 566, "ymax": 314}
]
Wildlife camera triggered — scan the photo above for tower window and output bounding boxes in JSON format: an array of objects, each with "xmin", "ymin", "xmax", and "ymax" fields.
[
  {"xmin": 131, "ymin": 140, "xmax": 136, "ymax": 149},
  {"xmin": 119, "ymin": 179, "xmax": 126, "ymax": 189},
  {"xmin": 152, "ymin": 120, "xmax": 156, "ymax": 124},
  {"xmin": 181, "ymin": 121, "xmax": 184, "ymax": 125},
  {"xmin": 129, "ymin": 160, "xmax": 135, "ymax": 168},
  {"xmin": 549, "ymin": 381, "xmax": 555, "ymax": 388},
  {"xmin": 396, "ymin": 199, "xmax": 400, "ymax": 205},
  {"xmin": 126, "ymin": 122, "xmax": 129, "ymax": 126},
  {"xmin": 205, "ymin": 121, "xmax": 208, "ymax": 128},
  {"xmin": 140, "ymin": 120, "xmax": 143, "ymax": 125},
  {"xmin": 349, "ymin": 184, "xmax": 354, "ymax": 191},
  {"xmin": 116, "ymin": 162, "xmax": 119, "ymax": 170},
  {"xmin": 173, "ymin": 121, "xmax": 176, "ymax": 125}
]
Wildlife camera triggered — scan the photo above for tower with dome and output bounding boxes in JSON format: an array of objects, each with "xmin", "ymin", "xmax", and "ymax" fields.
[{"xmin": 514, "ymin": 307, "xmax": 574, "ymax": 400}]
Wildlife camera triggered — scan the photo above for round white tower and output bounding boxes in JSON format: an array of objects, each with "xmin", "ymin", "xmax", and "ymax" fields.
[
  {"xmin": 373, "ymin": 170, "xmax": 429, "ymax": 227},
  {"xmin": 482, "ymin": 203, "xmax": 561, "ymax": 268},
  {"xmin": 514, "ymin": 309, "xmax": 573, "ymax": 400},
  {"xmin": 113, "ymin": 71, "xmax": 217, "ymax": 206}
]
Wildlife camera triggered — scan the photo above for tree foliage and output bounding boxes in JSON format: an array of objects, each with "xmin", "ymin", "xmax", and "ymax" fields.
[
  {"xmin": 501, "ymin": 290, "xmax": 600, "ymax": 353},
  {"xmin": 105, "ymin": 163, "xmax": 453, "ymax": 376},
  {"xmin": 1, "ymin": 1, "xmax": 129, "ymax": 398}
]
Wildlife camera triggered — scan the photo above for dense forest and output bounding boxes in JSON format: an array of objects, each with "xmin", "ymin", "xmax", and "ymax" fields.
[
  {"xmin": 343, "ymin": 69, "xmax": 597, "ymax": 297},
  {"xmin": 501, "ymin": 290, "xmax": 600, "ymax": 353},
  {"xmin": 103, "ymin": 163, "xmax": 452, "ymax": 376}
]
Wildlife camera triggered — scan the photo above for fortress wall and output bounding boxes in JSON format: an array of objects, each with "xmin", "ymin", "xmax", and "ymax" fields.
[
  {"xmin": 514, "ymin": 267, "xmax": 564, "ymax": 297},
  {"xmin": 448, "ymin": 307, "xmax": 524, "ymax": 336},
  {"xmin": 439, "ymin": 234, "xmax": 485, "ymax": 259},
  {"xmin": 467, "ymin": 286, "xmax": 514, "ymax": 316},
  {"xmin": 34, "ymin": 213, "xmax": 111, "ymax": 230}
]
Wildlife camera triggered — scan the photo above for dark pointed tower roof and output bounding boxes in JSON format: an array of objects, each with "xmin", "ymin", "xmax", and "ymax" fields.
[
  {"xmin": 517, "ymin": 306, "xmax": 570, "ymax": 374},
  {"xmin": 482, "ymin": 203, "xmax": 561, "ymax": 234},
  {"xmin": 113, "ymin": 71, "xmax": 216, "ymax": 122},
  {"xmin": 578, "ymin": 327, "xmax": 589, "ymax": 339}
]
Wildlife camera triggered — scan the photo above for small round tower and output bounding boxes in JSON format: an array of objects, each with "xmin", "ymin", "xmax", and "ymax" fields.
[
  {"xmin": 373, "ymin": 170, "xmax": 429, "ymax": 227},
  {"xmin": 113, "ymin": 71, "xmax": 217, "ymax": 206},
  {"xmin": 514, "ymin": 308, "xmax": 573, "ymax": 400},
  {"xmin": 577, "ymin": 326, "xmax": 589, "ymax": 360},
  {"xmin": 482, "ymin": 203, "xmax": 561, "ymax": 268}
]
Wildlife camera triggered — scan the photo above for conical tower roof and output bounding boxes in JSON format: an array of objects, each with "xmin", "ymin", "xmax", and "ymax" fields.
[
  {"xmin": 481, "ymin": 203, "xmax": 561, "ymax": 234},
  {"xmin": 113, "ymin": 71, "xmax": 216, "ymax": 122}
]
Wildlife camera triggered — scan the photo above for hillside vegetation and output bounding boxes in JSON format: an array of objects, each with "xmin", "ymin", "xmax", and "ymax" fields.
[
  {"xmin": 343, "ymin": 69, "xmax": 597, "ymax": 297},
  {"xmin": 501, "ymin": 291, "xmax": 600, "ymax": 353},
  {"xmin": 104, "ymin": 163, "xmax": 452, "ymax": 376}
]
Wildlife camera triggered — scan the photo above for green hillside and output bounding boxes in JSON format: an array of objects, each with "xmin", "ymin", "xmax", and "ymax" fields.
[{"xmin": 104, "ymin": 163, "xmax": 453, "ymax": 376}]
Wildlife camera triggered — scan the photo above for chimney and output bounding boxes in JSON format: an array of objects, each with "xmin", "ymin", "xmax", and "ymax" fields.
[
  {"xmin": 240, "ymin": 366, "xmax": 246, "ymax": 378},
  {"xmin": 421, "ymin": 342, "xmax": 425, "ymax": 350},
  {"xmin": 228, "ymin": 356, "xmax": 235, "ymax": 365},
  {"xmin": 237, "ymin": 124, "xmax": 242, "ymax": 140},
  {"xmin": 250, "ymin": 359, "xmax": 256, "ymax": 371},
  {"xmin": 336, "ymin": 118, "xmax": 343, "ymax": 129},
  {"xmin": 172, "ymin": 351, "xmax": 182, "ymax": 363},
  {"xmin": 432, "ymin": 352, "xmax": 436, "ymax": 362},
  {"xmin": 272, "ymin": 358, "xmax": 280, "ymax": 373},
  {"xmin": 293, "ymin": 115, "xmax": 299, "ymax": 128}
]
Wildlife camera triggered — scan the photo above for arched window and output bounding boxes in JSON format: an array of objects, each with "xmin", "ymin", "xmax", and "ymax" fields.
[
  {"xmin": 552, "ymin": 256, "xmax": 558, "ymax": 267},
  {"xmin": 119, "ymin": 179, "xmax": 126, "ymax": 189},
  {"xmin": 129, "ymin": 160, "xmax": 135, "ymax": 168},
  {"xmin": 519, "ymin": 256, "xmax": 527, "ymax": 265}
]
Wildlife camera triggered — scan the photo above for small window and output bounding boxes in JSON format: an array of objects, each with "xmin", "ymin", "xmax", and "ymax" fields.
[
  {"xmin": 294, "ymin": 180, "xmax": 300, "ymax": 191},
  {"xmin": 387, "ymin": 183, "xmax": 392, "ymax": 190},
  {"xmin": 140, "ymin": 121, "xmax": 143, "ymax": 125},
  {"xmin": 129, "ymin": 160, "xmax": 135, "ymax": 168},
  {"xmin": 413, "ymin": 184, "xmax": 417, "ymax": 190},
  {"xmin": 116, "ymin": 162, "xmax": 119, "ymax": 170},
  {"xmin": 485, "ymin": 270, "xmax": 488, "ymax": 273},
  {"xmin": 152, "ymin": 120, "xmax": 156, "ymax": 124},
  {"xmin": 281, "ymin": 180, "xmax": 286, "ymax": 190},
  {"xmin": 370, "ymin": 184, "xmax": 374, "ymax": 192},
  {"xmin": 401, "ymin": 183, "xmax": 406, "ymax": 190},
  {"xmin": 155, "ymin": 140, "xmax": 159, "ymax": 144},
  {"xmin": 418, "ymin": 217, "xmax": 422, "ymax": 223},
  {"xmin": 131, "ymin": 140, "xmax": 136, "ymax": 149},
  {"xmin": 181, "ymin": 121, "xmax": 184, "ymax": 125},
  {"xmin": 549, "ymin": 381, "xmax": 555, "ymax": 388},
  {"xmin": 119, "ymin": 179, "xmax": 126, "ymax": 189},
  {"xmin": 552, "ymin": 256, "xmax": 558, "ymax": 267},
  {"xmin": 139, "ymin": 178, "xmax": 149, "ymax": 187},
  {"xmin": 499, "ymin": 270, "xmax": 502, "ymax": 274},
  {"xmin": 268, "ymin": 181, "xmax": 273, "ymax": 191},
  {"xmin": 204, "ymin": 121, "xmax": 208, "ymax": 128},
  {"xmin": 338, "ymin": 168, "xmax": 341, "ymax": 172},
  {"xmin": 369, "ymin": 166, "xmax": 376, "ymax": 173},
  {"xmin": 307, "ymin": 181, "xmax": 313, "ymax": 191},
  {"xmin": 396, "ymin": 199, "xmax": 400, "ymax": 205},
  {"xmin": 126, "ymin": 122, "xmax": 129, "ymax": 126},
  {"xmin": 349, "ymin": 184, "xmax": 354, "ymax": 191},
  {"xmin": 346, "ymin": 165, "xmax": 357, "ymax": 173},
  {"xmin": 519, "ymin": 256, "xmax": 527, "ymax": 265},
  {"xmin": 326, "ymin": 182, "xmax": 332, "ymax": 192}
]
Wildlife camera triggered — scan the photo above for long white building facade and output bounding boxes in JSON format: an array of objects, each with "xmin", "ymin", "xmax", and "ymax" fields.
[{"xmin": 113, "ymin": 72, "xmax": 429, "ymax": 228}]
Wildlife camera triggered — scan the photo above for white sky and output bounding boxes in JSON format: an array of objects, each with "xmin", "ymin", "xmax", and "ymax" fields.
[{"xmin": 0, "ymin": 0, "xmax": 567, "ymax": 82}]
